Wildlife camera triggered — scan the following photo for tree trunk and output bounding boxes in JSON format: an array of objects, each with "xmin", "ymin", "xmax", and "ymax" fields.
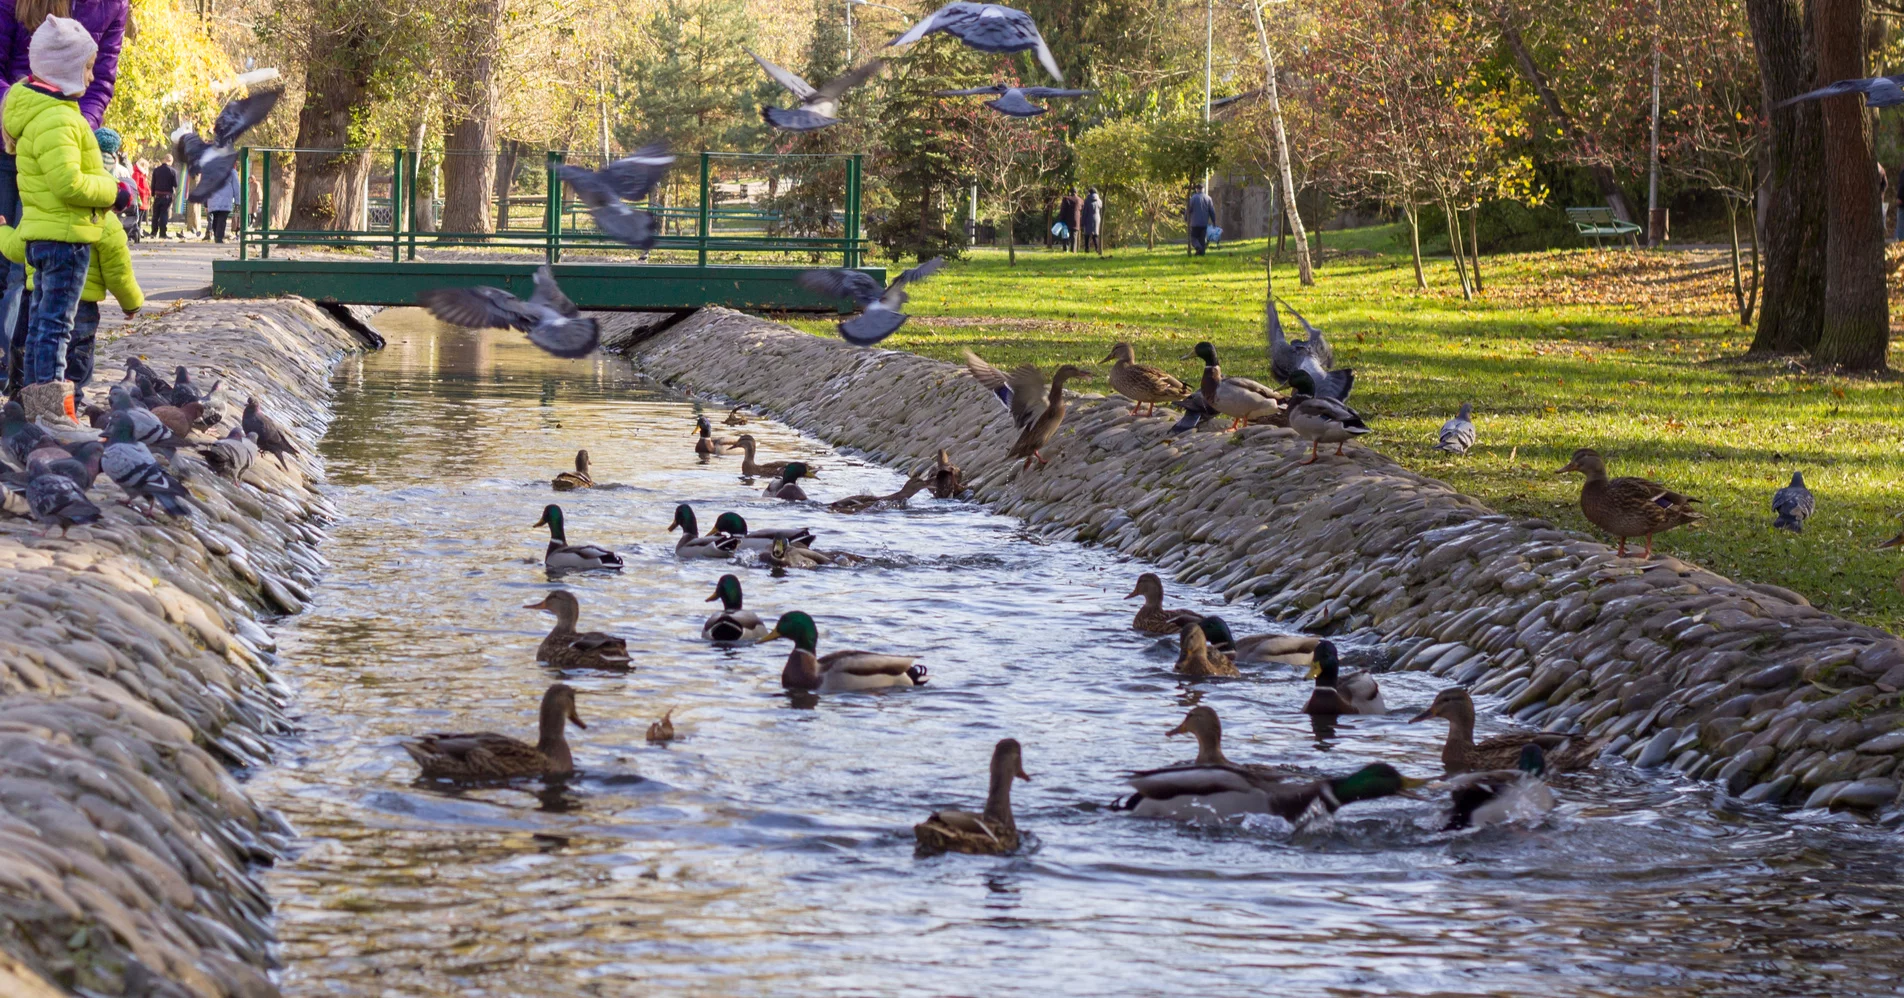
[
  {"xmin": 287, "ymin": 12, "xmax": 375, "ymax": 231},
  {"xmin": 1812, "ymin": 0, "xmax": 1890, "ymax": 370},
  {"xmin": 1745, "ymin": 200, "xmax": 1762, "ymax": 325},
  {"xmin": 1745, "ymin": 0, "xmax": 1829, "ymax": 353},
  {"xmin": 494, "ymin": 140, "xmax": 521, "ymax": 232},
  {"xmin": 1444, "ymin": 199, "xmax": 1472, "ymax": 299},
  {"xmin": 1404, "ymin": 203, "xmax": 1426, "ymax": 289},
  {"xmin": 1727, "ymin": 198, "xmax": 1748, "ymax": 323},
  {"xmin": 1007, "ymin": 207, "xmax": 1016, "ymax": 266},
  {"xmin": 1493, "ymin": 3, "xmax": 1637, "ymax": 222},
  {"xmin": 1247, "ymin": 0, "xmax": 1314, "ymax": 290},
  {"xmin": 439, "ymin": 0, "xmax": 506, "ymax": 236},
  {"xmin": 1468, "ymin": 205, "xmax": 1483, "ymax": 292}
]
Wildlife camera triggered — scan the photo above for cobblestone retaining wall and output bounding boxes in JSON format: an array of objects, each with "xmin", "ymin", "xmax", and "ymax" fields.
[
  {"xmin": 0, "ymin": 300, "xmax": 358, "ymax": 996},
  {"xmin": 625, "ymin": 307, "xmax": 1904, "ymax": 821}
]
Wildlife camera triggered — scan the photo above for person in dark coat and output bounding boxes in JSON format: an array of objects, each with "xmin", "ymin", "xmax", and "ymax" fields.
[
  {"xmin": 1080, "ymin": 187, "xmax": 1102, "ymax": 255},
  {"xmin": 1185, "ymin": 183, "xmax": 1215, "ymax": 256},
  {"xmin": 149, "ymin": 154, "xmax": 177, "ymax": 238},
  {"xmin": 1057, "ymin": 188, "xmax": 1081, "ymax": 252}
]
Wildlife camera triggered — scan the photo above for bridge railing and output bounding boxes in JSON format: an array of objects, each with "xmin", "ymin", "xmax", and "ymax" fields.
[{"xmin": 236, "ymin": 149, "xmax": 867, "ymax": 269}]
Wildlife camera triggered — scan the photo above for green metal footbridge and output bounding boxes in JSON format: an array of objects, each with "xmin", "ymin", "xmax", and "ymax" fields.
[{"xmin": 210, "ymin": 149, "xmax": 883, "ymax": 311}]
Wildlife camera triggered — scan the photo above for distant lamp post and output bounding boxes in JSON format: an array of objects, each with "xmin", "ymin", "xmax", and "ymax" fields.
[{"xmin": 846, "ymin": 0, "xmax": 913, "ymax": 65}]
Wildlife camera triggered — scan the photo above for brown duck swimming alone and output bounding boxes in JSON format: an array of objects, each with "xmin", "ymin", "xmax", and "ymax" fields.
[
  {"xmin": 1557, "ymin": 447, "xmax": 1702, "ymax": 558},
  {"xmin": 526, "ymin": 590, "xmax": 630, "ymax": 669},
  {"xmin": 402, "ymin": 683, "xmax": 586, "ymax": 780},
  {"xmin": 552, "ymin": 449, "xmax": 594, "ymax": 491},
  {"xmin": 1410, "ymin": 687, "xmax": 1599, "ymax": 776},
  {"xmin": 914, "ymin": 738, "xmax": 1030, "ymax": 855},
  {"xmin": 930, "ymin": 448, "xmax": 964, "ymax": 499}
]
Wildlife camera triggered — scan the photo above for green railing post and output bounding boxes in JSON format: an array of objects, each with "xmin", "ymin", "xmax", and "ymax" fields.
[
  {"xmin": 390, "ymin": 148, "xmax": 403, "ymax": 264},
  {"xmin": 546, "ymin": 150, "xmax": 562, "ymax": 264},
  {"xmin": 259, "ymin": 150, "xmax": 272, "ymax": 260},
  {"xmin": 845, "ymin": 153, "xmax": 862, "ymax": 268},
  {"xmin": 406, "ymin": 146, "xmax": 419, "ymax": 260},
  {"xmin": 698, "ymin": 152, "xmax": 711, "ymax": 268},
  {"xmin": 236, "ymin": 149, "xmax": 250, "ymax": 262}
]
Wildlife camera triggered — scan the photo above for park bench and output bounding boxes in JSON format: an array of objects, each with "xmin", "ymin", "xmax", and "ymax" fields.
[{"xmin": 1566, "ymin": 206, "xmax": 1643, "ymax": 249}]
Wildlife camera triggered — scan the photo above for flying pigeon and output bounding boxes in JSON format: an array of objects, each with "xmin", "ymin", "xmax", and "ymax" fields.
[
  {"xmin": 888, "ymin": 3, "xmax": 1064, "ymax": 83},
  {"xmin": 933, "ymin": 83, "xmax": 1092, "ymax": 117},
  {"xmin": 242, "ymin": 396, "xmax": 302, "ymax": 469},
  {"xmin": 172, "ymin": 85, "xmax": 283, "ymax": 203},
  {"xmin": 1777, "ymin": 76, "xmax": 1904, "ymax": 109},
  {"xmin": 1269, "ymin": 297, "xmax": 1351, "ymax": 401},
  {"xmin": 417, "ymin": 265, "xmax": 601, "ymax": 358},
  {"xmin": 796, "ymin": 257, "xmax": 946, "ymax": 346},
  {"xmin": 1771, "ymin": 472, "xmax": 1814, "ymax": 533},
  {"xmin": 198, "ymin": 428, "xmax": 259, "ymax": 481},
  {"xmin": 749, "ymin": 50, "xmax": 885, "ymax": 131},
  {"xmin": 1434, "ymin": 402, "xmax": 1476, "ymax": 455},
  {"xmin": 555, "ymin": 145, "xmax": 674, "ymax": 250},
  {"xmin": 107, "ymin": 385, "xmax": 184, "ymax": 452},
  {"xmin": 103, "ymin": 420, "xmax": 192, "ymax": 517},
  {"xmin": 24, "ymin": 456, "xmax": 101, "ymax": 534}
]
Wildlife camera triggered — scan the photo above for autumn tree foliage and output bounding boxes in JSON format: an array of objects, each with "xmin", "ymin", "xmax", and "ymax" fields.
[{"xmin": 943, "ymin": 76, "xmax": 1068, "ymax": 266}]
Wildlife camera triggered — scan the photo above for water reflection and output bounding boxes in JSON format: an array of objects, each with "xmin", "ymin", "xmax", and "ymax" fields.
[{"xmin": 253, "ymin": 311, "xmax": 1904, "ymax": 997}]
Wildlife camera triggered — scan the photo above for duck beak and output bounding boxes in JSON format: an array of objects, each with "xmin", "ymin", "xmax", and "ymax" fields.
[
  {"xmin": 568, "ymin": 707, "xmax": 586, "ymax": 729},
  {"xmin": 1408, "ymin": 705, "xmax": 1440, "ymax": 723},
  {"xmin": 1555, "ymin": 459, "xmax": 1580, "ymax": 475},
  {"xmin": 531, "ymin": 513, "xmax": 549, "ymax": 527},
  {"xmin": 1016, "ymin": 765, "xmax": 1032, "ymax": 781},
  {"xmin": 1878, "ymin": 533, "xmax": 1903, "ymax": 550},
  {"xmin": 523, "ymin": 597, "xmax": 551, "ymax": 610},
  {"xmin": 1123, "ymin": 584, "xmax": 1142, "ymax": 599},
  {"xmin": 761, "ymin": 628, "xmax": 784, "ymax": 642},
  {"xmin": 705, "ymin": 591, "xmax": 720, "ymax": 602},
  {"xmin": 1101, "ymin": 351, "xmax": 1116, "ymax": 362},
  {"xmin": 1165, "ymin": 720, "xmax": 1191, "ymax": 738},
  {"xmin": 1304, "ymin": 663, "xmax": 1322, "ymax": 679},
  {"xmin": 1396, "ymin": 776, "xmax": 1432, "ymax": 798}
]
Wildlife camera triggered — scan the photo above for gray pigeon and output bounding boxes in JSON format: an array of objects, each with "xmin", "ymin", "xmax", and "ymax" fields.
[
  {"xmin": 170, "ymin": 366, "xmax": 221, "ymax": 407},
  {"xmin": 1268, "ymin": 299, "xmax": 1351, "ymax": 401},
  {"xmin": 242, "ymin": 396, "xmax": 302, "ymax": 468},
  {"xmin": 1434, "ymin": 402, "xmax": 1476, "ymax": 455},
  {"xmin": 888, "ymin": 3, "xmax": 1064, "ymax": 82},
  {"xmin": 554, "ymin": 145, "xmax": 674, "ymax": 250},
  {"xmin": 1777, "ymin": 75, "xmax": 1904, "ymax": 109},
  {"xmin": 24, "ymin": 455, "xmax": 102, "ymax": 534},
  {"xmin": 417, "ymin": 266, "xmax": 601, "ymax": 358},
  {"xmin": 173, "ymin": 86, "xmax": 283, "ymax": 203},
  {"xmin": 1771, "ymin": 472, "xmax": 1814, "ymax": 533},
  {"xmin": 2, "ymin": 400, "xmax": 52, "ymax": 466},
  {"xmin": 107, "ymin": 386, "xmax": 183, "ymax": 451},
  {"xmin": 934, "ymin": 83, "xmax": 1092, "ymax": 117},
  {"xmin": 198, "ymin": 427, "xmax": 258, "ymax": 481},
  {"xmin": 796, "ymin": 257, "xmax": 946, "ymax": 345},
  {"xmin": 36, "ymin": 441, "xmax": 102, "ymax": 491},
  {"xmin": 103, "ymin": 419, "xmax": 193, "ymax": 517},
  {"xmin": 750, "ymin": 50, "xmax": 885, "ymax": 131}
]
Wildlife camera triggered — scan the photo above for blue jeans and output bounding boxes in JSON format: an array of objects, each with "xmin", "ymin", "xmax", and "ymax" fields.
[
  {"xmin": 0, "ymin": 152, "xmax": 23, "ymax": 394},
  {"xmin": 68, "ymin": 300, "xmax": 98, "ymax": 398},
  {"xmin": 23, "ymin": 241, "xmax": 90, "ymax": 386}
]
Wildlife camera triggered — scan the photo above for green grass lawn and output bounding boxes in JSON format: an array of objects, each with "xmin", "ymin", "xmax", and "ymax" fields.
[{"xmin": 784, "ymin": 228, "xmax": 1904, "ymax": 632}]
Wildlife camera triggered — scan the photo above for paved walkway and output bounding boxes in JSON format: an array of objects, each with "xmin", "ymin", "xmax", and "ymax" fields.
[{"xmin": 100, "ymin": 238, "xmax": 232, "ymax": 334}]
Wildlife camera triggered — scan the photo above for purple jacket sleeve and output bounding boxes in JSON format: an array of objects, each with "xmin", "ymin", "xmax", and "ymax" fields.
[
  {"xmin": 0, "ymin": 0, "xmax": 21, "ymax": 106},
  {"xmin": 77, "ymin": 0, "xmax": 129, "ymax": 128}
]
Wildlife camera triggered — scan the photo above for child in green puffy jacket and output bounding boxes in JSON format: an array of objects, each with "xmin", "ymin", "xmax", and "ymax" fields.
[
  {"xmin": 0, "ymin": 208, "xmax": 143, "ymax": 402},
  {"xmin": 2, "ymin": 16, "xmax": 128, "ymax": 393}
]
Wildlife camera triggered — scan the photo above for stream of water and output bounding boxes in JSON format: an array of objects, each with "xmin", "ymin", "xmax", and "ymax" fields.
[{"xmin": 250, "ymin": 311, "xmax": 1904, "ymax": 997}]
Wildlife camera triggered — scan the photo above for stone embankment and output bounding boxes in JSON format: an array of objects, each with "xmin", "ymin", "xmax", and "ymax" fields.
[
  {"xmin": 624, "ymin": 307, "xmax": 1904, "ymax": 820},
  {"xmin": 0, "ymin": 301, "xmax": 359, "ymax": 996}
]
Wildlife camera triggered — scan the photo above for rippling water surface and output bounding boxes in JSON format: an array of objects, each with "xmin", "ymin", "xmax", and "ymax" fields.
[{"xmin": 252, "ymin": 312, "xmax": 1904, "ymax": 997}]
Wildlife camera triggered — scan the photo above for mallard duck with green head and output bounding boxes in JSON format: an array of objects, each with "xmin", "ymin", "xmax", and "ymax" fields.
[
  {"xmin": 1286, "ymin": 369, "xmax": 1369, "ymax": 464},
  {"xmin": 1188, "ymin": 341, "xmax": 1282, "ymax": 431},
  {"xmin": 703, "ymin": 574, "xmax": 769, "ymax": 642},
  {"xmin": 713, "ymin": 510, "xmax": 815, "ymax": 550},
  {"xmin": 1410, "ymin": 687, "xmax": 1598, "ymax": 776},
  {"xmin": 764, "ymin": 462, "xmax": 812, "ymax": 500},
  {"xmin": 1196, "ymin": 617, "xmax": 1322, "ymax": 666},
  {"xmin": 551, "ymin": 449, "xmax": 594, "ymax": 491},
  {"xmin": 693, "ymin": 415, "xmax": 735, "ymax": 458},
  {"xmin": 533, "ymin": 504, "xmax": 624, "ymax": 571},
  {"xmin": 402, "ymin": 683, "xmax": 586, "ymax": 780},
  {"xmin": 1444, "ymin": 743, "xmax": 1555, "ymax": 830},
  {"xmin": 763, "ymin": 611, "xmax": 928, "ymax": 691},
  {"xmin": 1104, "ymin": 342, "xmax": 1191, "ymax": 417},
  {"xmin": 914, "ymin": 738, "xmax": 1029, "ymax": 855},
  {"xmin": 1556, "ymin": 448, "xmax": 1703, "ymax": 558},
  {"xmin": 525, "ymin": 590, "xmax": 630, "ymax": 669},
  {"xmin": 1302, "ymin": 641, "xmax": 1384, "ymax": 715},
  {"xmin": 1118, "ymin": 759, "xmax": 1422, "ymax": 823},
  {"xmin": 669, "ymin": 504, "xmax": 742, "ymax": 559}
]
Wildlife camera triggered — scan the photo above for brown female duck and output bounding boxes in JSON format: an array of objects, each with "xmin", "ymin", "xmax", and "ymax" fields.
[
  {"xmin": 962, "ymin": 350, "xmax": 1092, "ymax": 469},
  {"xmin": 828, "ymin": 474, "xmax": 928, "ymax": 513},
  {"xmin": 1174, "ymin": 619, "xmax": 1240, "ymax": 677},
  {"xmin": 551, "ymin": 449, "xmax": 594, "ymax": 491},
  {"xmin": 1126, "ymin": 572, "xmax": 1203, "ymax": 634},
  {"xmin": 402, "ymin": 683, "xmax": 586, "ymax": 780},
  {"xmin": 525, "ymin": 590, "xmax": 630, "ymax": 669},
  {"xmin": 929, "ymin": 448, "xmax": 964, "ymax": 499},
  {"xmin": 1103, "ymin": 342, "xmax": 1191, "ymax": 416},
  {"xmin": 1164, "ymin": 706, "xmax": 1307, "ymax": 780},
  {"xmin": 732, "ymin": 434, "xmax": 818, "ymax": 478},
  {"xmin": 914, "ymin": 738, "xmax": 1030, "ymax": 855},
  {"xmin": 1410, "ymin": 687, "xmax": 1598, "ymax": 776},
  {"xmin": 1557, "ymin": 448, "xmax": 1702, "ymax": 558}
]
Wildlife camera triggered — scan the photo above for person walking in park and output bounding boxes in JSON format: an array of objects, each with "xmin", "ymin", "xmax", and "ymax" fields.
[
  {"xmin": 0, "ymin": 0, "xmax": 129, "ymax": 400},
  {"xmin": 205, "ymin": 166, "xmax": 237, "ymax": 244},
  {"xmin": 131, "ymin": 154, "xmax": 147, "ymax": 238},
  {"xmin": 1081, "ymin": 187, "xmax": 1102, "ymax": 256},
  {"xmin": 3, "ymin": 15, "xmax": 128, "ymax": 412},
  {"xmin": 1057, "ymin": 188, "xmax": 1081, "ymax": 252},
  {"xmin": 149, "ymin": 153, "xmax": 175, "ymax": 238},
  {"xmin": 1186, "ymin": 183, "xmax": 1215, "ymax": 256}
]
